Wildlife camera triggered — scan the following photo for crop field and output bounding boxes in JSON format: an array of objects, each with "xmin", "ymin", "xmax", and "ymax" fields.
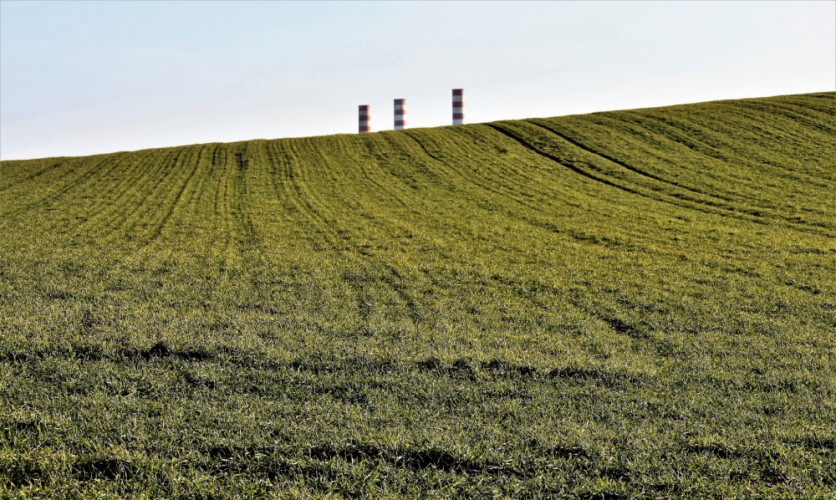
[{"xmin": 0, "ymin": 92, "xmax": 834, "ymax": 497}]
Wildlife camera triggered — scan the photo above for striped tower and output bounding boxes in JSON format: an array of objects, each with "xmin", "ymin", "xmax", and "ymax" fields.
[
  {"xmin": 394, "ymin": 98, "xmax": 406, "ymax": 130},
  {"xmin": 452, "ymin": 89, "xmax": 464, "ymax": 125},
  {"xmin": 358, "ymin": 105, "xmax": 370, "ymax": 133}
]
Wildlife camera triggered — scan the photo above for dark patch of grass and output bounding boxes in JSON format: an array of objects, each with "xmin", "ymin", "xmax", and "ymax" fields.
[
  {"xmin": 201, "ymin": 441, "xmax": 516, "ymax": 481},
  {"xmin": 73, "ymin": 457, "xmax": 136, "ymax": 481},
  {"xmin": 324, "ymin": 383, "xmax": 369, "ymax": 405},
  {"xmin": 0, "ymin": 459, "xmax": 48, "ymax": 488},
  {"xmin": 481, "ymin": 359, "xmax": 537, "ymax": 378},
  {"xmin": 758, "ymin": 465, "xmax": 790, "ymax": 485},
  {"xmin": 71, "ymin": 344, "xmax": 105, "ymax": 361},
  {"xmin": 684, "ymin": 443, "xmax": 743, "ymax": 459},
  {"xmin": 130, "ymin": 341, "xmax": 213, "ymax": 362},
  {"xmin": 287, "ymin": 357, "xmax": 396, "ymax": 376},
  {"xmin": 205, "ymin": 444, "xmax": 276, "ymax": 461},
  {"xmin": 181, "ymin": 370, "xmax": 216, "ymax": 390},
  {"xmin": 45, "ymin": 290, "xmax": 73, "ymax": 300},
  {"xmin": 0, "ymin": 342, "xmax": 212, "ymax": 364},
  {"xmin": 201, "ymin": 445, "xmax": 331, "ymax": 484},
  {"xmin": 309, "ymin": 441, "xmax": 509, "ymax": 475},
  {"xmin": 417, "ymin": 357, "xmax": 477, "ymax": 381},
  {"xmin": 544, "ymin": 445, "xmax": 591, "ymax": 460},
  {"xmin": 578, "ymin": 492, "xmax": 626, "ymax": 500},
  {"xmin": 602, "ymin": 317, "xmax": 647, "ymax": 340},
  {"xmin": 600, "ymin": 465, "xmax": 632, "ymax": 481},
  {"xmin": 798, "ymin": 437, "xmax": 836, "ymax": 454},
  {"xmin": 547, "ymin": 367, "xmax": 644, "ymax": 387}
]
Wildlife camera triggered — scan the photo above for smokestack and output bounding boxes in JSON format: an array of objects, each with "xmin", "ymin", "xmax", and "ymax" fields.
[
  {"xmin": 394, "ymin": 99, "xmax": 406, "ymax": 130},
  {"xmin": 359, "ymin": 105, "xmax": 370, "ymax": 133},
  {"xmin": 452, "ymin": 89, "xmax": 464, "ymax": 125}
]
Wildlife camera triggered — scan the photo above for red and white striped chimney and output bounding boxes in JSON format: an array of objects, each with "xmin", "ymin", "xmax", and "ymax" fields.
[
  {"xmin": 452, "ymin": 89, "xmax": 464, "ymax": 125},
  {"xmin": 394, "ymin": 99, "xmax": 406, "ymax": 130},
  {"xmin": 358, "ymin": 105, "xmax": 370, "ymax": 133}
]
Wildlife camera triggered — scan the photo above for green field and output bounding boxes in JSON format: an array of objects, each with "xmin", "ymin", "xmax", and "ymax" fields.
[{"xmin": 1, "ymin": 92, "xmax": 834, "ymax": 497}]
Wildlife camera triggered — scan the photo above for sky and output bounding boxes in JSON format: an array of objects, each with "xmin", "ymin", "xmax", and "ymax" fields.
[{"xmin": 1, "ymin": 1, "xmax": 834, "ymax": 161}]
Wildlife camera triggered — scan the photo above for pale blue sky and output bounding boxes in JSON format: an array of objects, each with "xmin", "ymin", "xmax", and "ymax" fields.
[{"xmin": 1, "ymin": 1, "xmax": 833, "ymax": 160}]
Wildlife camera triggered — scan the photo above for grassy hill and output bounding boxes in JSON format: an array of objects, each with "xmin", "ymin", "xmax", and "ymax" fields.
[{"xmin": 1, "ymin": 92, "xmax": 834, "ymax": 497}]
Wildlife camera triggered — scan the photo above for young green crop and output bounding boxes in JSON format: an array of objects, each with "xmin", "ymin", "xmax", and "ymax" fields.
[{"xmin": 0, "ymin": 92, "xmax": 834, "ymax": 497}]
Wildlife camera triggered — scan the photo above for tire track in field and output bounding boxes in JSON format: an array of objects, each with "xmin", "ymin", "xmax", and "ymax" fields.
[
  {"xmin": 71, "ymin": 154, "xmax": 146, "ymax": 223},
  {"xmin": 265, "ymin": 138, "xmax": 393, "ymax": 323},
  {"xmin": 331, "ymin": 134, "xmax": 436, "ymax": 230},
  {"xmin": 346, "ymin": 133, "xmax": 479, "ymax": 252},
  {"xmin": 373, "ymin": 130, "xmax": 631, "ymax": 339},
  {"xmin": 445, "ymin": 126, "xmax": 573, "ymax": 212},
  {"xmin": 230, "ymin": 142, "xmax": 260, "ymax": 252},
  {"xmin": 89, "ymin": 148, "xmax": 183, "ymax": 251},
  {"xmin": 285, "ymin": 139, "xmax": 353, "ymax": 254},
  {"xmin": 486, "ymin": 122, "xmax": 652, "ymax": 200},
  {"xmin": 395, "ymin": 128, "xmax": 545, "ymax": 243},
  {"xmin": 401, "ymin": 128, "xmax": 565, "ymax": 219},
  {"xmin": 49, "ymin": 153, "xmax": 138, "ymax": 241},
  {"xmin": 265, "ymin": 139, "xmax": 349, "ymax": 255},
  {"xmin": 0, "ymin": 157, "xmax": 108, "ymax": 248},
  {"xmin": 1, "ymin": 154, "xmax": 138, "ymax": 247},
  {"xmin": 489, "ymin": 121, "xmax": 834, "ymax": 237},
  {"xmin": 260, "ymin": 140, "xmax": 313, "ymax": 247},
  {"xmin": 779, "ymin": 92, "xmax": 836, "ymax": 114},
  {"xmin": 136, "ymin": 144, "xmax": 223, "ymax": 257},
  {"xmin": 331, "ymin": 135, "xmax": 458, "ymax": 325},
  {"xmin": 604, "ymin": 111, "xmax": 835, "ymax": 222},
  {"xmin": 184, "ymin": 143, "xmax": 238, "ymax": 260},
  {"xmin": 490, "ymin": 119, "xmax": 752, "ymax": 222},
  {"xmin": 399, "ymin": 127, "xmax": 650, "ymax": 258},
  {"xmin": 302, "ymin": 135, "xmax": 420, "ymax": 256},
  {"xmin": 700, "ymin": 101, "xmax": 833, "ymax": 161},
  {"xmin": 315, "ymin": 136, "xmax": 442, "ymax": 227},
  {"xmin": 39, "ymin": 155, "xmax": 126, "ymax": 215},
  {"xmin": 526, "ymin": 118, "xmax": 777, "ymax": 211},
  {"xmin": 238, "ymin": 140, "xmax": 313, "ymax": 259},
  {"xmin": 207, "ymin": 142, "xmax": 254, "ymax": 264},
  {"xmin": 20, "ymin": 154, "xmax": 127, "ymax": 237},
  {"xmin": 740, "ymin": 100, "xmax": 836, "ymax": 137},
  {"xmin": 613, "ymin": 107, "xmax": 835, "ymax": 218},
  {"xmin": 0, "ymin": 156, "xmax": 116, "ymax": 219},
  {"xmin": 715, "ymin": 103, "xmax": 835, "ymax": 164},
  {"xmin": 143, "ymin": 146, "xmax": 205, "ymax": 247},
  {"xmin": 401, "ymin": 126, "xmax": 652, "ymax": 251},
  {"xmin": 376, "ymin": 130, "xmax": 531, "ymax": 231},
  {"xmin": 331, "ymin": 136, "xmax": 431, "ymax": 327},
  {"xmin": 0, "ymin": 158, "xmax": 78, "ymax": 199},
  {"xmin": 375, "ymin": 129, "xmax": 562, "ymax": 259},
  {"xmin": 0, "ymin": 160, "xmax": 64, "ymax": 193},
  {"xmin": 292, "ymin": 135, "xmax": 424, "ymax": 264},
  {"xmin": 262, "ymin": 139, "xmax": 330, "ymax": 253},
  {"xmin": 402, "ymin": 128, "xmax": 548, "ymax": 217},
  {"xmin": 204, "ymin": 144, "xmax": 240, "ymax": 258},
  {"xmin": 73, "ymin": 150, "xmax": 175, "ymax": 245},
  {"xmin": 210, "ymin": 144, "xmax": 239, "ymax": 260},
  {"xmin": 531, "ymin": 113, "xmax": 816, "ymax": 218},
  {"xmin": 269, "ymin": 136, "xmax": 428, "ymax": 327},
  {"xmin": 607, "ymin": 111, "xmax": 821, "ymax": 188},
  {"xmin": 605, "ymin": 105, "xmax": 836, "ymax": 225},
  {"xmin": 101, "ymin": 149, "xmax": 189, "ymax": 250},
  {"xmin": 352, "ymin": 137, "xmax": 417, "ymax": 211},
  {"xmin": 459, "ymin": 124, "xmax": 650, "ymax": 221},
  {"xmin": 118, "ymin": 147, "xmax": 200, "ymax": 253}
]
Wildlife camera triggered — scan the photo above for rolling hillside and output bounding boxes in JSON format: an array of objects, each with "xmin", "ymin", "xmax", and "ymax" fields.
[{"xmin": 1, "ymin": 92, "xmax": 834, "ymax": 496}]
